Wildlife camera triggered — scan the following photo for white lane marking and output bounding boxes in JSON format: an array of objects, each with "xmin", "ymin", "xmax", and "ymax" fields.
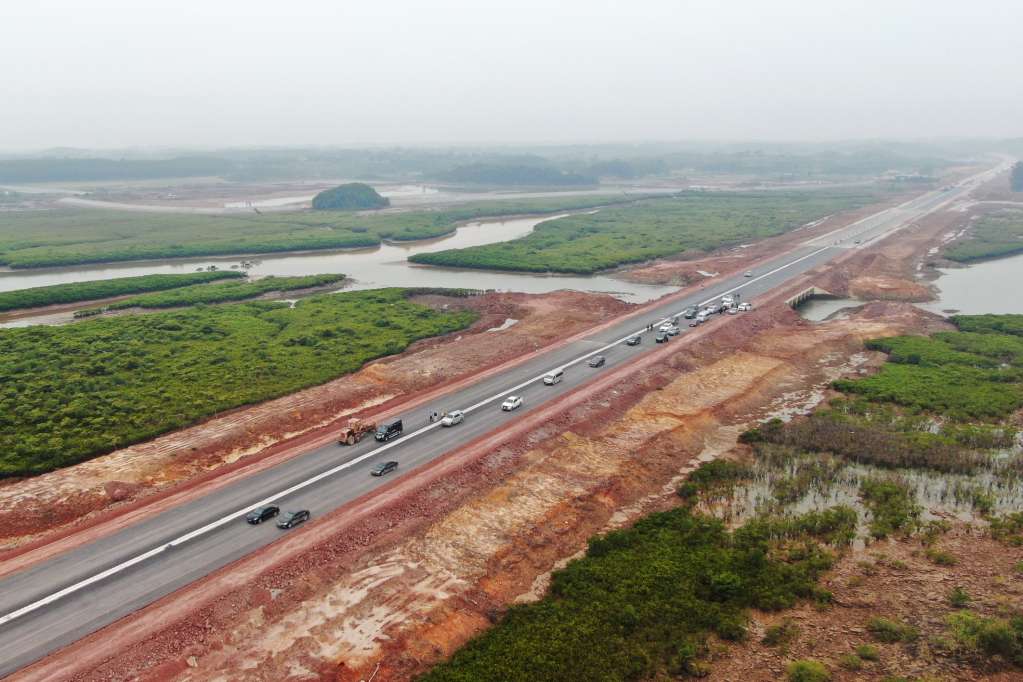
[{"xmin": 0, "ymin": 244, "xmax": 834, "ymax": 626}]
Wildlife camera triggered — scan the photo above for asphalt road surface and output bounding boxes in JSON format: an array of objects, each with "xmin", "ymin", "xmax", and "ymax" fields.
[{"xmin": 0, "ymin": 172, "xmax": 998, "ymax": 677}]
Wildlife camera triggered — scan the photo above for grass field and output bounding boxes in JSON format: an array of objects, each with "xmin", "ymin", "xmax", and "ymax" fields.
[
  {"xmin": 107, "ymin": 273, "xmax": 346, "ymax": 309},
  {"xmin": 0, "ymin": 271, "xmax": 244, "ymax": 312},
  {"xmin": 408, "ymin": 189, "xmax": 883, "ymax": 274},
  {"xmin": 944, "ymin": 211, "xmax": 1023, "ymax": 262},
  {"xmin": 0, "ymin": 289, "xmax": 476, "ymax": 477},
  {"xmin": 0, "ymin": 195, "xmax": 664, "ymax": 269}
]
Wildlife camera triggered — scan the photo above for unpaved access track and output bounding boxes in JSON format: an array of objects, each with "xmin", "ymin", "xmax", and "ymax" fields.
[{"xmin": 0, "ymin": 165, "xmax": 1009, "ymax": 681}]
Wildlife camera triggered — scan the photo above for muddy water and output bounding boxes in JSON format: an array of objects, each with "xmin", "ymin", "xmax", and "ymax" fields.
[
  {"xmin": 0, "ymin": 214, "xmax": 678, "ymax": 324},
  {"xmin": 917, "ymin": 251, "xmax": 1023, "ymax": 315},
  {"xmin": 796, "ymin": 297, "xmax": 865, "ymax": 321}
]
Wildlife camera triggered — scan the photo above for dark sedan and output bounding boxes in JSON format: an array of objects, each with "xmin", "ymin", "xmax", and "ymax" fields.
[
  {"xmin": 276, "ymin": 508, "xmax": 310, "ymax": 529},
  {"xmin": 588, "ymin": 355, "xmax": 606, "ymax": 367},
  {"xmin": 626, "ymin": 335, "xmax": 641, "ymax": 346},
  {"xmin": 371, "ymin": 460, "xmax": 399, "ymax": 476},
  {"xmin": 246, "ymin": 504, "xmax": 280, "ymax": 524},
  {"xmin": 655, "ymin": 333, "xmax": 669, "ymax": 343}
]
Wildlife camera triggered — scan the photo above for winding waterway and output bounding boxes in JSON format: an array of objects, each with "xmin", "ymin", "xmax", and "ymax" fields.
[{"xmin": 0, "ymin": 213, "xmax": 678, "ymax": 327}]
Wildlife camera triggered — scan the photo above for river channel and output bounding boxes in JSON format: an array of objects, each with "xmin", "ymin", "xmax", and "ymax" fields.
[{"xmin": 0, "ymin": 213, "xmax": 678, "ymax": 326}]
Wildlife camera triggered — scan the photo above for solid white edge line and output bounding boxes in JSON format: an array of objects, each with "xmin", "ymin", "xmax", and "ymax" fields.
[{"xmin": 0, "ymin": 179, "xmax": 978, "ymax": 626}]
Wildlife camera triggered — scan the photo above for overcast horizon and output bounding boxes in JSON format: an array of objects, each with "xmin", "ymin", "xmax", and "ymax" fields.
[{"xmin": 2, "ymin": 1, "xmax": 1021, "ymax": 151}]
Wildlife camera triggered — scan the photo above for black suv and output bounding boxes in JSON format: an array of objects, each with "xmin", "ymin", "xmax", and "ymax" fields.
[
  {"xmin": 247, "ymin": 504, "xmax": 280, "ymax": 524},
  {"xmin": 655, "ymin": 333, "xmax": 669, "ymax": 343},
  {"xmin": 372, "ymin": 460, "xmax": 399, "ymax": 476},
  {"xmin": 375, "ymin": 419, "xmax": 403, "ymax": 441},
  {"xmin": 276, "ymin": 509, "xmax": 310, "ymax": 529},
  {"xmin": 626, "ymin": 335, "xmax": 641, "ymax": 346},
  {"xmin": 683, "ymin": 307, "xmax": 699, "ymax": 319},
  {"xmin": 588, "ymin": 355, "xmax": 606, "ymax": 367}
]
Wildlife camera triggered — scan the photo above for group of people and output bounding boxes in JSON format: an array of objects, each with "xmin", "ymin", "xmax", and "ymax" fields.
[{"xmin": 428, "ymin": 411, "xmax": 447, "ymax": 423}]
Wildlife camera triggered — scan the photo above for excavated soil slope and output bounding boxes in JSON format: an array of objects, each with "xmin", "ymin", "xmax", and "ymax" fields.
[
  {"xmin": 11, "ymin": 299, "xmax": 952, "ymax": 682},
  {"xmin": 0, "ymin": 290, "xmax": 632, "ymax": 551}
]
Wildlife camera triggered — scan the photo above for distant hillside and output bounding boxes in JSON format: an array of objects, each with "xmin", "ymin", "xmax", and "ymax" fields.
[
  {"xmin": 0, "ymin": 157, "xmax": 234, "ymax": 183},
  {"xmin": 437, "ymin": 163, "xmax": 597, "ymax": 186},
  {"xmin": 311, "ymin": 182, "xmax": 390, "ymax": 211}
]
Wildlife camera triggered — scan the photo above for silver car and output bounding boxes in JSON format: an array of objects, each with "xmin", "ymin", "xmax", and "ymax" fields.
[{"xmin": 441, "ymin": 410, "xmax": 464, "ymax": 426}]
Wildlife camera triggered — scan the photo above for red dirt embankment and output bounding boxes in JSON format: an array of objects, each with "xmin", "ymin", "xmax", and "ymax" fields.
[
  {"xmin": 10, "ymin": 292, "xmax": 951, "ymax": 682},
  {"xmin": 0, "ymin": 290, "xmax": 632, "ymax": 558},
  {"xmin": 9, "ymin": 174, "xmax": 999, "ymax": 682}
]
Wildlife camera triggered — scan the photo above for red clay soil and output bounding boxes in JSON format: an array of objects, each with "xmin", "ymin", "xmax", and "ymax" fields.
[
  {"xmin": 7, "ymin": 290, "xmax": 951, "ymax": 682},
  {"xmin": 5, "ymin": 172, "xmax": 1004, "ymax": 682}
]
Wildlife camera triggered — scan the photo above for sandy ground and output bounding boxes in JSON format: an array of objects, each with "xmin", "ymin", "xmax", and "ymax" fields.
[{"xmin": 5, "ymin": 168, "xmax": 1011, "ymax": 682}]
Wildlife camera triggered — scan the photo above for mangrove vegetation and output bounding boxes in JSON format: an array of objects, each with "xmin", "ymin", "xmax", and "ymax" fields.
[
  {"xmin": 108, "ymin": 273, "xmax": 346, "ymax": 309},
  {"xmin": 0, "ymin": 195, "xmax": 662, "ymax": 269},
  {"xmin": 0, "ymin": 271, "xmax": 244, "ymax": 312},
  {"xmin": 409, "ymin": 189, "xmax": 882, "ymax": 274},
  {"xmin": 0, "ymin": 288, "xmax": 476, "ymax": 478}
]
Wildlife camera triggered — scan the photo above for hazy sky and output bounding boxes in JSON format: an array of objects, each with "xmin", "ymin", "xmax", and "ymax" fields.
[{"xmin": 2, "ymin": 1, "xmax": 1021, "ymax": 150}]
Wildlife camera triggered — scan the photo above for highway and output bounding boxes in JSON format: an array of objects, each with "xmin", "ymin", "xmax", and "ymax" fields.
[{"xmin": 0, "ymin": 169, "xmax": 1001, "ymax": 677}]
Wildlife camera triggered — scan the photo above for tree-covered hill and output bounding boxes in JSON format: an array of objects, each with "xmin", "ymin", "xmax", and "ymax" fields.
[{"xmin": 311, "ymin": 183, "xmax": 390, "ymax": 211}]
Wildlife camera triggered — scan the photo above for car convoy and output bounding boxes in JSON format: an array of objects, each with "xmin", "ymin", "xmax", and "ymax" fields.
[{"xmin": 257, "ymin": 291, "xmax": 754, "ymax": 530}]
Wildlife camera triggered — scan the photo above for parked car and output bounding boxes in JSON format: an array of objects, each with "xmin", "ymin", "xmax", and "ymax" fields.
[
  {"xmin": 722, "ymin": 295, "xmax": 734, "ymax": 305},
  {"xmin": 668, "ymin": 326, "xmax": 681, "ymax": 336},
  {"xmin": 689, "ymin": 320, "xmax": 701, "ymax": 327},
  {"xmin": 247, "ymin": 504, "xmax": 280, "ymax": 524},
  {"xmin": 655, "ymin": 333, "xmax": 669, "ymax": 343},
  {"xmin": 670, "ymin": 315, "xmax": 680, "ymax": 325},
  {"xmin": 374, "ymin": 419, "xmax": 403, "ymax": 442},
  {"xmin": 276, "ymin": 509, "xmax": 310, "ymax": 529},
  {"xmin": 727, "ymin": 307, "xmax": 739, "ymax": 315},
  {"xmin": 659, "ymin": 323, "xmax": 672, "ymax": 332},
  {"xmin": 502, "ymin": 395, "xmax": 523, "ymax": 411},
  {"xmin": 744, "ymin": 271, "xmax": 752, "ymax": 277},
  {"xmin": 588, "ymin": 355, "xmax": 606, "ymax": 367},
  {"xmin": 738, "ymin": 302, "xmax": 752, "ymax": 311},
  {"xmin": 440, "ymin": 410, "xmax": 464, "ymax": 426},
  {"xmin": 626, "ymin": 335, "xmax": 642, "ymax": 346},
  {"xmin": 371, "ymin": 460, "xmax": 398, "ymax": 476}
]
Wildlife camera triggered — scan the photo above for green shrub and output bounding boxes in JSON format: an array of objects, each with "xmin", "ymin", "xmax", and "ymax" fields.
[
  {"xmin": 420, "ymin": 508, "xmax": 842, "ymax": 682},
  {"xmin": 786, "ymin": 659, "xmax": 830, "ymax": 682},
  {"xmin": 762, "ymin": 619, "xmax": 799, "ymax": 646},
  {"xmin": 854, "ymin": 643, "xmax": 879, "ymax": 660},
  {"xmin": 925, "ymin": 549, "xmax": 958, "ymax": 566},
  {"xmin": 947, "ymin": 587, "xmax": 972, "ymax": 608},
  {"xmin": 838, "ymin": 654, "xmax": 863, "ymax": 670},
  {"xmin": 944, "ymin": 610, "xmax": 1023, "ymax": 663},
  {"xmin": 867, "ymin": 616, "xmax": 920, "ymax": 643}
]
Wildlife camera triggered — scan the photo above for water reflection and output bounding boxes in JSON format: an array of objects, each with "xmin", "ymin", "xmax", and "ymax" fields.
[
  {"xmin": 0, "ymin": 213, "xmax": 679, "ymax": 326},
  {"xmin": 916, "ymin": 251, "xmax": 1023, "ymax": 316}
]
